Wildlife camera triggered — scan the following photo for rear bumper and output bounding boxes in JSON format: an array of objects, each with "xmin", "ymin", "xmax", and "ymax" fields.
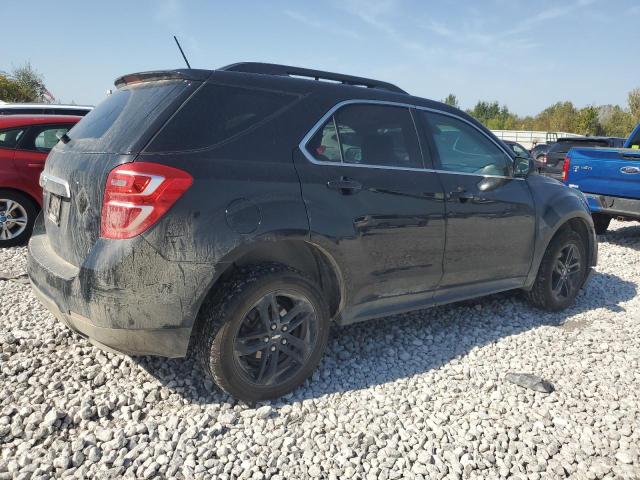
[
  {"xmin": 27, "ymin": 219, "xmax": 215, "ymax": 358},
  {"xmin": 30, "ymin": 281, "xmax": 190, "ymax": 357},
  {"xmin": 584, "ymin": 193, "xmax": 640, "ymax": 219}
]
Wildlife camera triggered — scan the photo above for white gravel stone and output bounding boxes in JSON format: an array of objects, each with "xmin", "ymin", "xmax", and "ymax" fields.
[{"xmin": 1, "ymin": 222, "xmax": 639, "ymax": 478}]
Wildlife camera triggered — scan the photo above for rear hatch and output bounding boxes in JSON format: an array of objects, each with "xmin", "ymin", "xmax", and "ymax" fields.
[
  {"xmin": 567, "ymin": 147, "xmax": 640, "ymax": 199},
  {"xmin": 41, "ymin": 71, "xmax": 206, "ymax": 267}
]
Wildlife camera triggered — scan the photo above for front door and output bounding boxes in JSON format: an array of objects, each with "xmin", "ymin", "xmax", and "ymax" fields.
[
  {"xmin": 294, "ymin": 102, "xmax": 446, "ymax": 322},
  {"xmin": 417, "ymin": 110, "xmax": 536, "ymax": 298}
]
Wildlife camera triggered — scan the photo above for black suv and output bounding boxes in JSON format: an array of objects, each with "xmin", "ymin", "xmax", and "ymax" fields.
[{"xmin": 28, "ymin": 63, "xmax": 597, "ymax": 402}]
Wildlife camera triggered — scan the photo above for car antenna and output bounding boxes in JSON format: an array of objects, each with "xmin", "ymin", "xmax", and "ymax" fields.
[{"xmin": 173, "ymin": 35, "xmax": 192, "ymax": 69}]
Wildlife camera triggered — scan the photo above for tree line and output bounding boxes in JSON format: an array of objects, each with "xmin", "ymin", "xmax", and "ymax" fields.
[{"xmin": 443, "ymin": 90, "xmax": 640, "ymax": 139}]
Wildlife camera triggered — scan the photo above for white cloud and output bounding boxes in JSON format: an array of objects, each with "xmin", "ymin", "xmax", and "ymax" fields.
[
  {"xmin": 336, "ymin": 0, "xmax": 442, "ymax": 58},
  {"xmin": 284, "ymin": 10, "xmax": 361, "ymax": 40}
]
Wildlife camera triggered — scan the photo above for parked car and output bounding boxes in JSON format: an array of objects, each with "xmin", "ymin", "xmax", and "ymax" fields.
[
  {"xmin": 564, "ymin": 124, "xmax": 640, "ymax": 234},
  {"xmin": 530, "ymin": 143, "xmax": 550, "ymax": 170},
  {"xmin": 0, "ymin": 103, "xmax": 92, "ymax": 116},
  {"xmin": 503, "ymin": 140, "xmax": 532, "ymax": 159},
  {"xmin": 0, "ymin": 114, "xmax": 81, "ymax": 246},
  {"xmin": 541, "ymin": 137, "xmax": 627, "ymax": 179},
  {"xmin": 28, "ymin": 63, "xmax": 597, "ymax": 402}
]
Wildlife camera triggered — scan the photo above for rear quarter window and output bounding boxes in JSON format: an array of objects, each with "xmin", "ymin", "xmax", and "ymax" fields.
[{"xmin": 146, "ymin": 83, "xmax": 300, "ymax": 152}]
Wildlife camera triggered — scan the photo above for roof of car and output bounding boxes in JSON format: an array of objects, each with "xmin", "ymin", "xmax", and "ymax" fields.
[
  {"xmin": 0, "ymin": 103, "xmax": 93, "ymax": 110},
  {"xmin": 557, "ymin": 136, "xmax": 620, "ymax": 142},
  {"xmin": 0, "ymin": 114, "xmax": 83, "ymax": 128}
]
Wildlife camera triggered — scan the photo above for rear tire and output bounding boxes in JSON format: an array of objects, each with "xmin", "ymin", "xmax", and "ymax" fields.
[
  {"xmin": 195, "ymin": 264, "xmax": 330, "ymax": 402},
  {"xmin": 0, "ymin": 190, "xmax": 37, "ymax": 248},
  {"xmin": 527, "ymin": 230, "xmax": 588, "ymax": 311},
  {"xmin": 592, "ymin": 213, "xmax": 611, "ymax": 235}
]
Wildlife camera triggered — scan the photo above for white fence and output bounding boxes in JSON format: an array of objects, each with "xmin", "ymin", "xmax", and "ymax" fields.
[{"xmin": 490, "ymin": 130, "xmax": 583, "ymax": 149}]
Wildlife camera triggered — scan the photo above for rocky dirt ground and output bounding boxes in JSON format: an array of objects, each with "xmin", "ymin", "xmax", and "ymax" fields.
[{"xmin": 0, "ymin": 220, "xmax": 639, "ymax": 479}]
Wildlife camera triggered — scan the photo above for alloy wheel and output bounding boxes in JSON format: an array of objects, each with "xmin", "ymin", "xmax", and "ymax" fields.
[
  {"xmin": 0, "ymin": 199, "xmax": 28, "ymax": 241},
  {"xmin": 233, "ymin": 291, "xmax": 318, "ymax": 386},
  {"xmin": 551, "ymin": 243, "xmax": 582, "ymax": 301}
]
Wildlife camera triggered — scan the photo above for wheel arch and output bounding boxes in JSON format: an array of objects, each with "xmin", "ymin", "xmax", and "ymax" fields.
[
  {"xmin": 524, "ymin": 211, "xmax": 596, "ymax": 290},
  {"xmin": 0, "ymin": 186, "xmax": 41, "ymax": 210},
  {"xmin": 190, "ymin": 239, "xmax": 345, "ymax": 339}
]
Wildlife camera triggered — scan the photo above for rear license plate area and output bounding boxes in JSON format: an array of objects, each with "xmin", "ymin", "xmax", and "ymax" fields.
[{"xmin": 47, "ymin": 194, "xmax": 62, "ymax": 225}]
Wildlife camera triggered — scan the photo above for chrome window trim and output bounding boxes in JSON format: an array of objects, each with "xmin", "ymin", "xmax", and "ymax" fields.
[{"xmin": 298, "ymin": 99, "xmax": 523, "ymax": 181}]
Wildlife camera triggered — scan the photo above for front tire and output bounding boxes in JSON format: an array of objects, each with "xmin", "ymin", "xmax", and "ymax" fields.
[
  {"xmin": 527, "ymin": 230, "xmax": 588, "ymax": 311},
  {"xmin": 592, "ymin": 213, "xmax": 611, "ymax": 235},
  {"xmin": 0, "ymin": 191, "xmax": 37, "ymax": 248},
  {"xmin": 195, "ymin": 264, "xmax": 330, "ymax": 402}
]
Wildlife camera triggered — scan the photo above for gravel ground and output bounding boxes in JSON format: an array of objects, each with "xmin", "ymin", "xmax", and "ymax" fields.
[{"xmin": 1, "ymin": 220, "xmax": 639, "ymax": 479}]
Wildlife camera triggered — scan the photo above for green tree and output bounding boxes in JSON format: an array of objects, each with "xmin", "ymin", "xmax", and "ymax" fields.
[
  {"xmin": 468, "ymin": 101, "xmax": 517, "ymax": 130},
  {"xmin": 628, "ymin": 88, "xmax": 640, "ymax": 123},
  {"xmin": 11, "ymin": 62, "xmax": 49, "ymax": 102},
  {"xmin": 442, "ymin": 93, "xmax": 459, "ymax": 109},
  {"xmin": 600, "ymin": 105, "xmax": 635, "ymax": 137},
  {"xmin": 0, "ymin": 75, "xmax": 33, "ymax": 102},
  {"xmin": 535, "ymin": 102, "xmax": 577, "ymax": 132},
  {"xmin": 575, "ymin": 106, "xmax": 600, "ymax": 135}
]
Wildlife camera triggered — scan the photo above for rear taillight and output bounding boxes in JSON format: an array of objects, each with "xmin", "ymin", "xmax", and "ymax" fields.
[
  {"xmin": 561, "ymin": 156, "xmax": 570, "ymax": 182},
  {"xmin": 101, "ymin": 162, "xmax": 193, "ymax": 239}
]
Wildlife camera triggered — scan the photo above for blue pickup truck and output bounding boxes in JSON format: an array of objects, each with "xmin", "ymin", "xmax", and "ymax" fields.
[{"xmin": 563, "ymin": 124, "xmax": 640, "ymax": 233}]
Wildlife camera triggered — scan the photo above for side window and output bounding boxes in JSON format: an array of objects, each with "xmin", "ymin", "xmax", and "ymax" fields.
[
  {"xmin": 34, "ymin": 127, "xmax": 69, "ymax": 151},
  {"xmin": 422, "ymin": 111, "xmax": 509, "ymax": 176},
  {"xmin": 148, "ymin": 83, "xmax": 300, "ymax": 152},
  {"xmin": 307, "ymin": 119, "xmax": 341, "ymax": 162},
  {"xmin": 334, "ymin": 104, "xmax": 423, "ymax": 168},
  {"xmin": 0, "ymin": 128, "xmax": 25, "ymax": 149},
  {"xmin": 20, "ymin": 126, "xmax": 70, "ymax": 152}
]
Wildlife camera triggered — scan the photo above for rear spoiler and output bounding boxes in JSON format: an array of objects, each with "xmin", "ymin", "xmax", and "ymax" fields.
[{"xmin": 114, "ymin": 69, "xmax": 212, "ymax": 89}]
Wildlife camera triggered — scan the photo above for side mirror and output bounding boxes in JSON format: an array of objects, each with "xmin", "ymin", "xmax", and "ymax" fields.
[{"xmin": 513, "ymin": 156, "xmax": 533, "ymax": 177}]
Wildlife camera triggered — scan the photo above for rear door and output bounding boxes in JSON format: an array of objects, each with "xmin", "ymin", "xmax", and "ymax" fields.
[
  {"xmin": 41, "ymin": 78, "xmax": 198, "ymax": 267},
  {"xmin": 295, "ymin": 102, "xmax": 446, "ymax": 320},
  {"xmin": 417, "ymin": 110, "xmax": 536, "ymax": 296}
]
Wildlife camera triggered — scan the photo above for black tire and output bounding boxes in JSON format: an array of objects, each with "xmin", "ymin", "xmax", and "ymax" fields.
[
  {"xmin": 527, "ymin": 229, "xmax": 588, "ymax": 311},
  {"xmin": 195, "ymin": 264, "xmax": 330, "ymax": 402},
  {"xmin": 0, "ymin": 190, "xmax": 38, "ymax": 248},
  {"xmin": 592, "ymin": 213, "xmax": 611, "ymax": 235}
]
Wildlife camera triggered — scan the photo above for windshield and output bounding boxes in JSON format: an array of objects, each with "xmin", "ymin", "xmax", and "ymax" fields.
[{"xmin": 627, "ymin": 129, "xmax": 640, "ymax": 149}]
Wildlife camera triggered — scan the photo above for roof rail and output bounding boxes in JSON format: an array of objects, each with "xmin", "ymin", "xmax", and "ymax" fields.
[{"xmin": 220, "ymin": 62, "xmax": 407, "ymax": 94}]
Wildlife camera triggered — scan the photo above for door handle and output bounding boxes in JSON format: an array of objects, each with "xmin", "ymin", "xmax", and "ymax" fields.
[
  {"xmin": 327, "ymin": 177, "xmax": 362, "ymax": 195},
  {"xmin": 448, "ymin": 189, "xmax": 480, "ymax": 203}
]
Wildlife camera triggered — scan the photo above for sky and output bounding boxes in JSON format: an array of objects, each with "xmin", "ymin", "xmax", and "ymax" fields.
[{"xmin": 3, "ymin": 0, "xmax": 639, "ymax": 116}]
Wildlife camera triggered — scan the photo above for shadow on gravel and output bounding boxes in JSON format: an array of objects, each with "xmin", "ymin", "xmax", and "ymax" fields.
[
  {"xmin": 600, "ymin": 222, "xmax": 640, "ymax": 250},
  {"xmin": 136, "ymin": 270, "xmax": 636, "ymax": 406}
]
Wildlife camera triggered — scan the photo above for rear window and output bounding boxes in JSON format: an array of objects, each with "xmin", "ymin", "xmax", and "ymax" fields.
[
  {"xmin": 146, "ymin": 83, "xmax": 300, "ymax": 152},
  {"xmin": 66, "ymin": 80, "xmax": 193, "ymax": 154}
]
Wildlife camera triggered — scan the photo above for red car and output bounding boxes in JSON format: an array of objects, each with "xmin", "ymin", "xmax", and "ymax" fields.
[{"xmin": 0, "ymin": 114, "xmax": 81, "ymax": 246}]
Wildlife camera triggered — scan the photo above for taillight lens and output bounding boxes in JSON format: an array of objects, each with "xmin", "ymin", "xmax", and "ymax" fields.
[
  {"xmin": 561, "ymin": 156, "xmax": 570, "ymax": 182},
  {"xmin": 101, "ymin": 162, "xmax": 193, "ymax": 239}
]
